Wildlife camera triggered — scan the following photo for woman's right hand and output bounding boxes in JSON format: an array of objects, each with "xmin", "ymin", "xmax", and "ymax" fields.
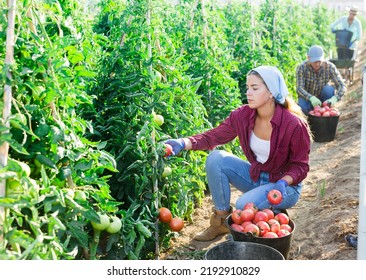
[{"xmin": 165, "ymin": 139, "xmax": 185, "ymax": 156}]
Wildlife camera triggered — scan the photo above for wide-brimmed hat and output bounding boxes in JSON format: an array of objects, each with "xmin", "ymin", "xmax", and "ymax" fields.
[{"xmin": 348, "ymin": 6, "xmax": 358, "ymax": 14}]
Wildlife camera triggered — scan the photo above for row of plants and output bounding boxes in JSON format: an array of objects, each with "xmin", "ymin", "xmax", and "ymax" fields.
[{"xmin": 0, "ymin": 0, "xmax": 339, "ymax": 259}]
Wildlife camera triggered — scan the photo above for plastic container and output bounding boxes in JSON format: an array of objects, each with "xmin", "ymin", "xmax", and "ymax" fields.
[
  {"xmin": 335, "ymin": 29, "xmax": 353, "ymax": 48},
  {"xmin": 307, "ymin": 114, "xmax": 340, "ymax": 142},
  {"xmin": 225, "ymin": 214, "xmax": 295, "ymax": 260},
  {"xmin": 204, "ymin": 241, "xmax": 284, "ymax": 260}
]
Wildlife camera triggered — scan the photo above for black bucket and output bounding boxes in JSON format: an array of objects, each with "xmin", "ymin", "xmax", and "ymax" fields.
[
  {"xmin": 204, "ymin": 241, "xmax": 284, "ymax": 260},
  {"xmin": 225, "ymin": 215, "xmax": 295, "ymax": 260},
  {"xmin": 335, "ymin": 29, "xmax": 353, "ymax": 48},
  {"xmin": 307, "ymin": 114, "xmax": 340, "ymax": 142}
]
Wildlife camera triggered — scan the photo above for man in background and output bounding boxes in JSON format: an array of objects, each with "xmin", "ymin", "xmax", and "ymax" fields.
[
  {"xmin": 296, "ymin": 45, "xmax": 346, "ymax": 115},
  {"xmin": 330, "ymin": 6, "xmax": 362, "ymax": 60}
]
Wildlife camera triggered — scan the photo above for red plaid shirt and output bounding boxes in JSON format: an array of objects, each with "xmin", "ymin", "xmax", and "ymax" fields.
[{"xmin": 188, "ymin": 104, "xmax": 311, "ymax": 185}]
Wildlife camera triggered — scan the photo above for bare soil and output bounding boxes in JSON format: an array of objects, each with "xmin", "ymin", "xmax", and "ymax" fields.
[{"xmin": 159, "ymin": 42, "xmax": 365, "ymax": 260}]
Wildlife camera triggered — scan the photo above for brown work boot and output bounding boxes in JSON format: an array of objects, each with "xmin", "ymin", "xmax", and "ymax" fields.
[{"xmin": 193, "ymin": 207, "xmax": 232, "ymax": 241}]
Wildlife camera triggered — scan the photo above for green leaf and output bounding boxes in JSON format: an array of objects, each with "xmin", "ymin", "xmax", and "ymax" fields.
[
  {"xmin": 35, "ymin": 154, "xmax": 57, "ymax": 169},
  {"xmin": 67, "ymin": 220, "xmax": 89, "ymax": 248}
]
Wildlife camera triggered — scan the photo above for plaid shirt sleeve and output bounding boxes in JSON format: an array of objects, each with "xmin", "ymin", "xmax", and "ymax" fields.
[
  {"xmin": 329, "ymin": 63, "xmax": 346, "ymax": 100},
  {"xmin": 296, "ymin": 63, "xmax": 312, "ymax": 100}
]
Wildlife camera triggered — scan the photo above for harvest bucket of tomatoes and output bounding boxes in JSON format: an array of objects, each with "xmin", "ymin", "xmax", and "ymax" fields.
[
  {"xmin": 225, "ymin": 209, "xmax": 295, "ymax": 260},
  {"xmin": 307, "ymin": 103, "xmax": 341, "ymax": 142},
  {"xmin": 204, "ymin": 241, "xmax": 284, "ymax": 260}
]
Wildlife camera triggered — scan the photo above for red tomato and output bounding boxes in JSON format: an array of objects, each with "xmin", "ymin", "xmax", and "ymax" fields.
[
  {"xmin": 262, "ymin": 208, "xmax": 274, "ymax": 220},
  {"xmin": 329, "ymin": 109, "xmax": 340, "ymax": 116},
  {"xmin": 231, "ymin": 209, "xmax": 243, "ymax": 224},
  {"xmin": 253, "ymin": 211, "xmax": 269, "ymax": 224},
  {"xmin": 159, "ymin": 207, "xmax": 172, "ymax": 223},
  {"xmin": 275, "ymin": 213, "xmax": 290, "ymax": 225},
  {"xmin": 322, "ymin": 111, "xmax": 330, "ymax": 117},
  {"xmin": 169, "ymin": 217, "xmax": 184, "ymax": 232},
  {"xmin": 240, "ymin": 208, "xmax": 255, "ymax": 222},
  {"xmin": 164, "ymin": 144, "xmax": 173, "ymax": 157},
  {"xmin": 231, "ymin": 223, "xmax": 244, "ymax": 232},
  {"xmin": 322, "ymin": 101, "xmax": 329, "ymax": 107},
  {"xmin": 243, "ymin": 202, "xmax": 258, "ymax": 214},
  {"xmin": 241, "ymin": 221, "xmax": 253, "ymax": 228},
  {"xmin": 323, "ymin": 105, "xmax": 330, "ymax": 111},
  {"xmin": 256, "ymin": 221, "xmax": 270, "ymax": 237},
  {"xmin": 243, "ymin": 223, "xmax": 260, "ymax": 237},
  {"xmin": 263, "ymin": 232, "xmax": 278, "ymax": 238},
  {"xmin": 277, "ymin": 229, "xmax": 291, "ymax": 237},
  {"xmin": 267, "ymin": 189, "xmax": 283, "ymax": 205},
  {"xmin": 280, "ymin": 223, "xmax": 293, "ymax": 233},
  {"xmin": 268, "ymin": 219, "xmax": 280, "ymax": 233}
]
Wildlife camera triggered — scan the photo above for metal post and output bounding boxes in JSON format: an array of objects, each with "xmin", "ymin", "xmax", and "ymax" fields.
[{"xmin": 358, "ymin": 70, "xmax": 366, "ymax": 259}]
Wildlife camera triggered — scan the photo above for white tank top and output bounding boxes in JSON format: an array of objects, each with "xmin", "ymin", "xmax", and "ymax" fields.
[{"xmin": 250, "ymin": 131, "xmax": 270, "ymax": 163}]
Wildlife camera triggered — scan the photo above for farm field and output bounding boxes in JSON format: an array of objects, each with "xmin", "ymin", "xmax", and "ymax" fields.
[
  {"xmin": 2, "ymin": 0, "xmax": 365, "ymax": 261},
  {"xmin": 160, "ymin": 39, "xmax": 366, "ymax": 261}
]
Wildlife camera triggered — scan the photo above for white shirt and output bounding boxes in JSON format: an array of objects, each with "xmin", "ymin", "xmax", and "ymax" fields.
[{"xmin": 250, "ymin": 131, "xmax": 270, "ymax": 164}]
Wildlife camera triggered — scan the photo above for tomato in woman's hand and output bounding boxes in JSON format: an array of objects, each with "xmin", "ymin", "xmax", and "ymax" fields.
[
  {"xmin": 164, "ymin": 144, "xmax": 173, "ymax": 157},
  {"xmin": 267, "ymin": 189, "xmax": 283, "ymax": 205}
]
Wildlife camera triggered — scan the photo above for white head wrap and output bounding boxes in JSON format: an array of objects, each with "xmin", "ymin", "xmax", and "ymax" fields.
[{"xmin": 252, "ymin": 66, "xmax": 289, "ymax": 104}]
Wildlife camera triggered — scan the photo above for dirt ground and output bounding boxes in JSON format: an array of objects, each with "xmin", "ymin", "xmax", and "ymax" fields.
[{"xmin": 159, "ymin": 42, "xmax": 365, "ymax": 260}]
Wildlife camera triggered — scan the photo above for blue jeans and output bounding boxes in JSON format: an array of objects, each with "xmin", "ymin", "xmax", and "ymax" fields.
[
  {"xmin": 298, "ymin": 85, "xmax": 335, "ymax": 115},
  {"xmin": 205, "ymin": 150, "xmax": 302, "ymax": 211}
]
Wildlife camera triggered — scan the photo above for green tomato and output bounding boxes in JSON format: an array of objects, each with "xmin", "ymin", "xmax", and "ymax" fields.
[
  {"xmin": 74, "ymin": 190, "xmax": 87, "ymax": 201},
  {"xmin": 162, "ymin": 166, "xmax": 172, "ymax": 178},
  {"xmin": 154, "ymin": 114, "xmax": 164, "ymax": 126},
  {"xmin": 106, "ymin": 216, "xmax": 122, "ymax": 234},
  {"xmin": 6, "ymin": 179, "xmax": 23, "ymax": 198},
  {"xmin": 64, "ymin": 188, "xmax": 75, "ymax": 199},
  {"xmin": 91, "ymin": 213, "xmax": 110, "ymax": 231}
]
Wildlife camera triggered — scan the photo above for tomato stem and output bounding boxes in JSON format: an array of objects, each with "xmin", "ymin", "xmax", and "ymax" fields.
[{"xmin": 90, "ymin": 229, "xmax": 101, "ymax": 260}]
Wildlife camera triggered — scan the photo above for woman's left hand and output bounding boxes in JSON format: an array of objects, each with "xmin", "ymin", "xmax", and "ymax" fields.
[{"xmin": 273, "ymin": 179, "xmax": 288, "ymax": 198}]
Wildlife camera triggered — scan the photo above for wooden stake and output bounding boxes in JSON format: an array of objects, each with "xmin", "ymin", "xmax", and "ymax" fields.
[{"xmin": 1, "ymin": 0, "xmax": 16, "ymax": 242}]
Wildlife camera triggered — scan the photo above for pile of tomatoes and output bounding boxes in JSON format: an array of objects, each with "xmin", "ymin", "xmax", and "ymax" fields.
[
  {"xmin": 308, "ymin": 102, "xmax": 340, "ymax": 117},
  {"xmin": 158, "ymin": 207, "xmax": 184, "ymax": 232},
  {"xmin": 230, "ymin": 202, "xmax": 292, "ymax": 238}
]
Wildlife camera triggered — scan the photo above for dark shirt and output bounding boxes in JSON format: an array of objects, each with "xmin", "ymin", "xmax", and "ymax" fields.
[
  {"xmin": 188, "ymin": 104, "xmax": 311, "ymax": 185},
  {"xmin": 296, "ymin": 60, "xmax": 346, "ymax": 100}
]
